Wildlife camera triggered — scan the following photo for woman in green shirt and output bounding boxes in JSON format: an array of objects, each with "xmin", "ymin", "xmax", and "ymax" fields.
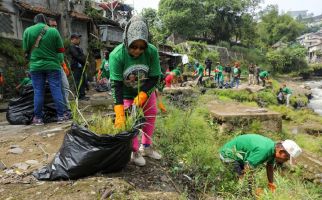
[{"xmin": 109, "ymin": 16, "xmax": 162, "ymax": 166}]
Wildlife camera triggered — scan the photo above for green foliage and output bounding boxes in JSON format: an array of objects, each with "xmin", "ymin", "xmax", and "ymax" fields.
[
  {"xmin": 266, "ymin": 45, "xmax": 308, "ymax": 73},
  {"xmin": 0, "ymin": 38, "xmax": 24, "ymax": 65},
  {"xmin": 156, "ymin": 95, "xmax": 321, "ymax": 198},
  {"xmin": 175, "ymin": 41, "xmax": 219, "ymax": 63},
  {"xmin": 159, "ymin": 0, "xmax": 204, "ymax": 37},
  {"xmin": 84, "ymin": 0, "xmax": 103, "ymax": 20},
  {"xmin": 257, "ymin": 5, "xmax": 306, "ymax": 48}
]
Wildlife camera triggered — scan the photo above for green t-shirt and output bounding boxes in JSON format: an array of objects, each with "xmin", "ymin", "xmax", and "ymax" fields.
[
  {"xmin": 20, "ymin": 77, "xmax": 32, "ymax": 86},
  {"xmin": 109, "ymin": 43, "xmax": 161, "ymax": 99},
  {"xmin": 220, "ymin": 134, "xmax": 275, "ymax": 168},
  {"xmin": 259, "ymin": 71, "xmax": 269, "ymax": 78},
  {"xmin": 197, "ymin": 65, "xmax": 204, "ymax": 76},
  {"xmin": 100, "ymin": 59, "xmax": 110, "ymax": 79},
  {"xmin": 23, "ymin": 23, "xmax": 64, "ymax": 72},
  {"xmin": 282, "ymin": 87, "xmax": 292, "ymax": 94},
  {"xmin": 217, "ymin": 65, "xmax": 223, "ymax": 75}
]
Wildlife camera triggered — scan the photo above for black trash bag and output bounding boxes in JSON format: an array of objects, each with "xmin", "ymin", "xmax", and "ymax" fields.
[
  {"xmin": 6, "ymin": 85, "xmax": 57, "ymax": 125},
  {"xmin": 95, "ymin": 82, "xmax": 110, "ymax": 92},
  {"xmin": 33, "ymin": 122, "xmax": 141, "ymax": 180}
]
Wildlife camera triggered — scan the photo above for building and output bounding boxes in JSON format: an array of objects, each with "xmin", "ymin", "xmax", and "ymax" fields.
[
  {"xmin": 0, "ymin": 0, "xmax": 91, "ymax": 52},
  {"xmin": 297, "ymin": 30, "xmax": 322, "ymax": 63}
]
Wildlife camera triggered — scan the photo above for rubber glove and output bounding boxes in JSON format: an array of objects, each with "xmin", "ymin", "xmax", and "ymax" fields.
[
  {"xmin": 268, "ymin": 182, "xmax": 276, "ymax": 192},
  {"xmin": 133, "ymin": 91, "xmax": 148, "ymax": 107},
  {"xmin": 114, "ymin": 105, "xmax": 125, "ymax": 128},
  {"xmin": 158, "ymin": 101, "xmax": 167, "ymax": 113}
]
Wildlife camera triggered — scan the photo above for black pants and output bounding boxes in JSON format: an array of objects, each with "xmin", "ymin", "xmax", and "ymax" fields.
[
  {"xmin": 206, "ymin": 67, "xmax": 211, "ymax": 77},
  {"xmin": 197, "ymin": 76, "xmax": 203, "ymax": 86},
  {"xmin": 260, "ymin": 77, "xmax": 266, "ymax": 87},
  {"xmin": 72, "ymin": 67, "xmax": 86, "ymax": 98}
]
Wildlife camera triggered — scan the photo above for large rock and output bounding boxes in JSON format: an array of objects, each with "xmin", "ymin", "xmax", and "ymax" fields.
[{"xmin": 207, "ymin": 100, "xmax": 282, "ymax": 133}]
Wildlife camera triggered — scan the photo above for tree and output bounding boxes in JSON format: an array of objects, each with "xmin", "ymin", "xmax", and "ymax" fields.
[
  {"xmin": 257, "ymin": 5, "xmax": 306, "ymax": 48},
  {"xmin": 158, "ymin": 0, "xmax": 205, "ymax": 38}
]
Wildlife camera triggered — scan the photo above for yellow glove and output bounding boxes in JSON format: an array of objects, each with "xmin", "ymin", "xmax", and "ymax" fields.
[
  {"xmin": 114, "ymin": 105, "xmax": 125, "ymax": 129},
  {"xmin": 158, "ymin": 101, "xmax": 167, "ymax": 113},
  {"xmin": 133, "ymin": 91, "xmax": 148, "ymax": 107},
  {"xmin": 268, "ymin": 182, "xmax": 276, "ymax": 192}
]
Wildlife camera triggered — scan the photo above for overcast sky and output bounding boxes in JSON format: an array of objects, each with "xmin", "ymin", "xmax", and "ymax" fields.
[{"xmin": 123, "ymin": 0, "xmax": 322, "ymax": 16}]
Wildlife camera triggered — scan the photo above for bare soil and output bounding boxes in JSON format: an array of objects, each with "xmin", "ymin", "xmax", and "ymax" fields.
[{"xmin": 0, "ymin": 111, "xmax": 181, "ymax": 200}]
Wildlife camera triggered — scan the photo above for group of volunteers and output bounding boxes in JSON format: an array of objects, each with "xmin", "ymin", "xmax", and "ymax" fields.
[
  {"xmin": 21, "ymin": 13, "xmax": 302, "ymax": 193},
  {"xmin": 188, "ymin": 60, "xmax": 272, "ymax": 89},
  {"xmin": 22, "ymin": 13, "xmax": 90, "ymax": 125}
]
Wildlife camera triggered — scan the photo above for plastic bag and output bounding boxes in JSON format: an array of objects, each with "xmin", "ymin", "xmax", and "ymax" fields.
[
  {"xmin": 6, "ymin": 85, "xmax": 57, "ymax": 125},
  {"xmin": 33, "ymin": 122, "xmax": 141, "ymax": 180}
]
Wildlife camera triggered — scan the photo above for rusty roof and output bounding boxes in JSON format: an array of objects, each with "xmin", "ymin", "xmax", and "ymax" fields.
[
  {"xmin": 14, "ymin": 0, "xmax": 60, "ymax": 16},
  {"xmin": 69, "ymin": 11, "xmax": 91, "ymax": 21}
]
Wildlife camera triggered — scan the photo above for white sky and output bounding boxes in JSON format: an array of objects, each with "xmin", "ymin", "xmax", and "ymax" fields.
[
  {"xmin": 122, "ymin": 0, "xmax": 322, "ymax": 16},
  {"xmin": 262, "ymin": 0, "xmax": 322, "ymax": 15},
  {"xmin": 123, "ymin": 0, "xmax": 160, "ymax": 13}
]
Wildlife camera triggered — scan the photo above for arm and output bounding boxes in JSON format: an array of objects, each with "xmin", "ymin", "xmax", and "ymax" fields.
[
  {"xmin": 111, "ymin": 80, "xmax": 123, "ymax": 105},
  {"xmin": 266, "ymin": 163, "xmax": 274, "ymax": 184}
]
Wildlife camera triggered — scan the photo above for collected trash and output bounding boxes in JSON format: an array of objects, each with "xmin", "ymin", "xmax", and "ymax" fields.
[
  {"xmin": 6, "ymin": 85, "xmax": 57, "ymax": 125},
  {"xmin": 33, "ymin": 121, "xmax": 142, "ymax": 180}
]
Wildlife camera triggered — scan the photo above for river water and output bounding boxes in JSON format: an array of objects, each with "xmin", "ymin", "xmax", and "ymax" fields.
[{"xmin": 306, "ymin": 80, "xmax": 322, "ymax": 115}]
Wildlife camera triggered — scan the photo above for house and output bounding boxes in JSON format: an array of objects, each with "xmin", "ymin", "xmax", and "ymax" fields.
[
  {"xmin": 0, "ymin": 0, "xmax": 91, "ymax": 53},
  {"xmin": 297, "ymin": 30, "xmax": 322, "ymax": 63}
]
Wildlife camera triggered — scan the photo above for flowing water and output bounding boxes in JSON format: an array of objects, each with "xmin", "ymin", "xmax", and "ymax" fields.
[{"xmin": 306, "ymin": 80, "xmax": 322, "ymax": 115}]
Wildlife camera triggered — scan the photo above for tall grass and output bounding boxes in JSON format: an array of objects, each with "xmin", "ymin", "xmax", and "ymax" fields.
[{"xmin": 155, "ymin": 95, "xmax": 321, "ymax": 199}]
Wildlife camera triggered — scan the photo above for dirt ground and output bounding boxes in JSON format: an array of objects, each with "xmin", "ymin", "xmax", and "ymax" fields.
[{"xmin": 0, "ymin": 109, "xmax": 182, "ymax": 200}]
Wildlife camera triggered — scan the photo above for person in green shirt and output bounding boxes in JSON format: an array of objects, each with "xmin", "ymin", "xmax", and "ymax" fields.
[
  {"xmin": 259, "ymin": 70, "xmax": 269, "ymax": 87},
  {"xmin": 215, "ymin": 62, "xmax": 223, "ymax": 86},
  {"xmin": 23, "ymin": 13, "xmax": 66, "ymax": 125},
  {"xmin": 109, "ymin": 16, "xmax": 161, "ymax": 167},
  {"xmin": 220, "ymin": 134, "xmax": 302, "ymax": 193},
  {"xmin": 282, "ymin": 84, "xmax": 292, "ymax": 107},
  {"xmin": 16, "ymin": 71, "xmax": 32, "ymax": 93},
  {"xmin": 100, "ymin": 51, "xmax": 110, "ymax": 80},
  {"xmin": 195, "ymin": 62, "xmax": 204, "ymax": 86}
]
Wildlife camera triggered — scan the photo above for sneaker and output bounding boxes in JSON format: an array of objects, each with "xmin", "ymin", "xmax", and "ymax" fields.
[
  {"xmin": 64, "ymin": 111, "xmax": 73, "ymax": 120},
  {"xmin": 131, "ymin": 151, "xmax": 146, "ymax": 166},
  {"xmin": 139, "ymin": 145, "xmax": 162, "ymax": 160},
  {"xmin": 32, "ymin": 117, "xmax": 44, "ymax": 126},
  {"xmin": 57, "ymin": 116, "xmax": 69, "ymax": 124}
]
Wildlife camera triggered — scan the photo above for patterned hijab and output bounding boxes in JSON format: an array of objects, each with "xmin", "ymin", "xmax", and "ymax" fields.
[{"xmin": 123, "ymin": 16, "xmax": 148, "ymax": 48}]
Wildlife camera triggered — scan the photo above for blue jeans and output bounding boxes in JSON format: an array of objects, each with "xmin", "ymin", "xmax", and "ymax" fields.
[
  {"xmin": 31, "ymin": 70, "xmax": 65, "ymax": 119},
  {"xmin": 61, "ymin": 70, "xmax": 70, "ymax": 110},
  {"xmin": 231, "ymin": 77, "xmax": 240, "ymax": 88}
]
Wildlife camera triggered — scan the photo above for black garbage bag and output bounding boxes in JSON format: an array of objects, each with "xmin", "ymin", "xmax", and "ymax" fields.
[
  {"xmin": 95, "ymin": 82, "xmax": 110, "ymax": 92},
  {"xmin": 33, "ymin": 122, "xmax": 141, "ymax": 180},
  {"xmin": 6, "ymin": 85, "xmax": 57, "ymax": 125}
]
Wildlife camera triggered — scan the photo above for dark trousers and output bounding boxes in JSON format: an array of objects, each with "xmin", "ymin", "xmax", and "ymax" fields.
[
  {"xmin": 260, "ymin": 77, "xmax": 266, "ymax": 87},
  {"xmin": 206, "ymin": 66, "xmax": 211, "ymax": 77},
  {"xmin": 72, "ymin": 67, "xmax": 86, "ymax": 98},
  {"xmin": 30, "ymin": 70, "xmax": 65, "ymax": 119}
]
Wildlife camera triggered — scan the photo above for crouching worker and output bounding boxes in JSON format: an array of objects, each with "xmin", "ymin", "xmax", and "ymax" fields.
[
  {"xmin": 219, "ymin": 134, "xmax": 302, "ymax": 193},
  {"xmin": 109, "ymin": 16, "xmax": 162, "ymax": 167}
]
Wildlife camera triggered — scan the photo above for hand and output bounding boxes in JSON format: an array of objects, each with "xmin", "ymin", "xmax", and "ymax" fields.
[
  {"xmin": 268, "ymin": 182, "xmax": 276, "ymax": 192},
  {"xmin": 158, "ymin": 102, "xmax": 167, "ymax": 113},
  {"xmin": 133, "ymin": 91, "xmax": 148, "ymax": 107},
  {"xmin": 114, "ymin": 105, "xmax": 125, "ymax": 128}
]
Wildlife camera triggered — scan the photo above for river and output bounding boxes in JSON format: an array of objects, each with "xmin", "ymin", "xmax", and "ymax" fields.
[{"xmin": 306, "ymin": 80, "xmax": 322, "ymax": 115}]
